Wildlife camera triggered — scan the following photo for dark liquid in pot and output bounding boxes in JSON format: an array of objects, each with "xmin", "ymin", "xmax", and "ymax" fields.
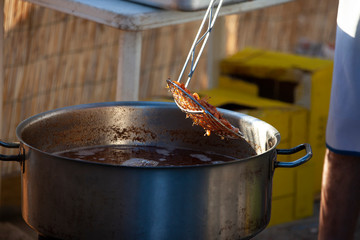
[{"xmin": 54, "ymin": 145, "xmax": 240, "ymax": 166}]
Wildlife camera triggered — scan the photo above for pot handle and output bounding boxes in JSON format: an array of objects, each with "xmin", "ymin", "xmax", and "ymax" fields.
[
  {"xmin": 275, "ymin": 143, "xmax": 312, "ymax": 168},
  {"xmin": 0, "ymin": 140, "xmax": 21, "ymax": 162}
]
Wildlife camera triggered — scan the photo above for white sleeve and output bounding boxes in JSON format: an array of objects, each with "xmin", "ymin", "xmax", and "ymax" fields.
[{"xmin": 326, "ymin": 0, "xmax": 360, "ymax": 155}]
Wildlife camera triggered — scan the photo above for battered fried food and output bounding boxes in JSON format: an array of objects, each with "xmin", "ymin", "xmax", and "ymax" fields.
[{"xmin": 170, "ymin": 81, "xmax": 240, "ymax": 138}]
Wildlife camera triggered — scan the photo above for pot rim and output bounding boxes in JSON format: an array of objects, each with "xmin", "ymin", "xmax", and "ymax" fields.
[{"xmin": 15, "ymin": 101, "xmax": 281, "ymax": 169}]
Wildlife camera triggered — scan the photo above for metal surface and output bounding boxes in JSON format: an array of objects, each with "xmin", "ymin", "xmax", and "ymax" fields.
[
  {"xmin": 0, "ymin": 141, "xmax": 20, "ymax": 161},
  {"xmin": 0, "ymin": 102, "xmax": 312, "ymax": 240},
  {"xmin": 276, "ymin": 144, "xmax": 312, "ymax": 168},
  {"xmin": 177, "ymin": 0, "xmax": 223, "ymax": 87},
  {"xmin": 126, "ymin": 0, "xmax": 245, "ymax": 11}
]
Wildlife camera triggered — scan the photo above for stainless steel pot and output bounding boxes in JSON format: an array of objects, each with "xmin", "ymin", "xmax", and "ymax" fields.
[{"xmin": 0, "ymin": 101, "xmax": 312, "ymax": 240}]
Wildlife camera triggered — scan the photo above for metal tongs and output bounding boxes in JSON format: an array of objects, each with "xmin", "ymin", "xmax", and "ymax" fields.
[{"xmin": 167, "ymin": 0, "xmax": 244, "ymax": 139}]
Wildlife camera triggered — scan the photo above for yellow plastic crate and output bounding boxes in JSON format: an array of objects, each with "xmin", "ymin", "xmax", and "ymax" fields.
[
  {"xmin": 220, "ymin": 48, "xmax": 333, "ymax": 196},
  {"xmin": 270, "ymin": 196, "xmax": 294, "ymax": 226}
]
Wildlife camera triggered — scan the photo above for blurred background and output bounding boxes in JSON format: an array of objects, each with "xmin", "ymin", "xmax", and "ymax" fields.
[{"xmin": 0, "ymin": 0, "xmax": 338, "ymax": 238}]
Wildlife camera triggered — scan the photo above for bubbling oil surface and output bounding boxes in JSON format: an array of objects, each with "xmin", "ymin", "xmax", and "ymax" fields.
[{"xmin": 54, "ymin": 145, "xmax": 241, "ymax": 167}]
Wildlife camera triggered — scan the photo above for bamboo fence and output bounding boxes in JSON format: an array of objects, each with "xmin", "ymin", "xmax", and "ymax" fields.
[{"xmin": 0, "ymin": 0, "xmax": 337, "ymax": 175}]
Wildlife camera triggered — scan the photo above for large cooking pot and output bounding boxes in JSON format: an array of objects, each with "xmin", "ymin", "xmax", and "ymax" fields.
[{"xmin": 0, "ymin": 101, "xmax": 311, "ymax": 240}]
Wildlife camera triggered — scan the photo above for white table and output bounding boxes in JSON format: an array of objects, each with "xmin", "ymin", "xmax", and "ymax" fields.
[{"xmin": 24, "ymin": 0, "xmax": 292, "ymax": 100}]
